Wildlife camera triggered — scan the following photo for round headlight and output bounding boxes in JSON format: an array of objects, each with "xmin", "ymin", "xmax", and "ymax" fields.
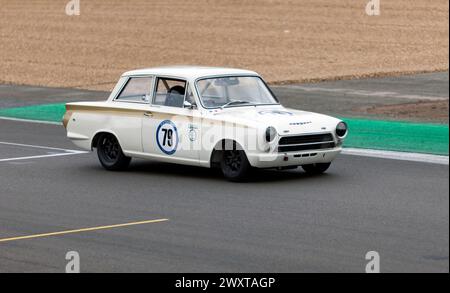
[
  {"xmin": 265, "ymin": 126, "xmax": 277, "ymax": 142},
  {"xmin": 336, "ymin": 122, "xmax": 348, "ymax": 138}
]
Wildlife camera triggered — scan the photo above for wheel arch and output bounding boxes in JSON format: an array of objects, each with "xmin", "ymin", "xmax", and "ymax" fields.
[
  {"xmin": 91, "ymin": 130, "xmax": 122, "ymax": 150},
  {"xmin": 209, "ymin": 138, "xmax": 246, "ymax": 168}
]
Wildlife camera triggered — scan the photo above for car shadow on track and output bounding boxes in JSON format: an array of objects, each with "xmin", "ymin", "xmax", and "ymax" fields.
[{"xmin": 126, "ymin": 160, "xmax": 332, "ymax": 183}]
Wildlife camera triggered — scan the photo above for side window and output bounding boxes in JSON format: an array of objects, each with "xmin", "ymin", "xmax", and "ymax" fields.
[
  {"xmin": 116, "ymin": 77, "xmax": 153, "ymax": 103},
  {"xmin": 153, "ymin": 78, "xmax": 186, "ymax": 108}
]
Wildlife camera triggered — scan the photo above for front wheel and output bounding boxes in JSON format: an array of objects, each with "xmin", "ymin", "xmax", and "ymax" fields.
[
  {"xmin": 301, "ymin": 162, "xmax": 331, "ymax": 174},
  {"xmin": 220, "ymin": 150, "xmax": 251, "ymax": 181},
  {"xmin": 97, "ymin": 134, "xmax": 131, "ymax": 171}
]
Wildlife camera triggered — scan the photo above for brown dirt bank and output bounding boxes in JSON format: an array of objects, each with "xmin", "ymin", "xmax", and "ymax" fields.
[
  {"xmin": 0, "ymin": 0, "xmax": 448, "ymax": 91},
  {"xmin": 358, "ymin": 100, "xmax": 449, "ymax": 123}
]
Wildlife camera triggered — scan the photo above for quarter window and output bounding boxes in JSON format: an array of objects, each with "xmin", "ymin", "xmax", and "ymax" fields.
[
  {"xmin": 116, "ymin": 77, "xmax": 153, "ymax": 103},
  {"xmin": 185, "ymin": 85, "xmax": 196, "ymax": 106}
]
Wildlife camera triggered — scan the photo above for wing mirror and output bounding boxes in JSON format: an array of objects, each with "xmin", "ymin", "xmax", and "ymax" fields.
[
  {"xmin": 183, "ymin": 100, "xmax": 197, "ymax": 109},
  {"xmin": 142, "ymin": 94, "xmax": 151, "ymax": 102}
]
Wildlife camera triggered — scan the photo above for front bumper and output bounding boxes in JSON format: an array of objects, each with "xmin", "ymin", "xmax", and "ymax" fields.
[{"xmin": 247, "ymin": 147, "xmax": 342, "ymax": 168}]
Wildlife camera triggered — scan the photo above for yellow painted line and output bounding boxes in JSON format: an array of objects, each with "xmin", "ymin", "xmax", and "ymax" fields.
[{"xmin": 0, "ymin": 218, "xmax": 169, "ymax": 243}]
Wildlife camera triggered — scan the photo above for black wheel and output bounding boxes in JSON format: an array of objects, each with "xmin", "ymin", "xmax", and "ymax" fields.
[
  {"xmin": 97, "ymin": 134, "xmax": 131, "ymax": 171},
  {"xmin": 301, "ymin": 162, "xmax": 331, "ymax": 174},
  {"xmin": 220, "ymin": 149, "xmax": 251, "ymax": 181}
]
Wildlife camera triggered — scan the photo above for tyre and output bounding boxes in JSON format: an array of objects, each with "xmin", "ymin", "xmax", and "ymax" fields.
[
  {"xmin": 97, "ymin": 133, "xmax": 131, "ymax": 171},
  {"xmin": 301, "ymin": 162, "xmax": 331, "ymax": 174},
  {"xmin": 220, "ymin": 149, "xmax": 252, "ymax": 181}
]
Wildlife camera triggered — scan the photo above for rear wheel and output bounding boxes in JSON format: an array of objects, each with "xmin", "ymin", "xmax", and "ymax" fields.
[
  {"xmin": 220, "ymin": 149, "xmax": 251, "ymax": 181},
  {"xmin": 97, "ymin": 134, "xmax": 131, "ymax": 171},
  {"xmin": 301, "ymin": 162, "xmax": 331, "ymax": 174}
]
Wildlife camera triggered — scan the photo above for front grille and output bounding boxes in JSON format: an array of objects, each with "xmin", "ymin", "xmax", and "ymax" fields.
[{"xmin": 278, "ymin": 133, "xmax": 335, "ymax": 152}]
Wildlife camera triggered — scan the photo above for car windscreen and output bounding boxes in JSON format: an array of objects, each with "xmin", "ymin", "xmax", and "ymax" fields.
[{"xmin": 196, "ymin": 76, "xmax": 278, "ymax": 108}]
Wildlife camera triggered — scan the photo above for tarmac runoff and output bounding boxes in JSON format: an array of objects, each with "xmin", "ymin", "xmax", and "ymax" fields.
[{"xmin": 0, "ymin": 118, "xmax": 448, "ymax": 272}]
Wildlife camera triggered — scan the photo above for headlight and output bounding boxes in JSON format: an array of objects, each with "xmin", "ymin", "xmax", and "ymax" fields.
[
  {"xmin": 336, "ymin": 121, "xmax": 348, "ymax": 138},
  {"xmin": 265, "ymin": 126, "xmax": 277, "ymax": 142}
]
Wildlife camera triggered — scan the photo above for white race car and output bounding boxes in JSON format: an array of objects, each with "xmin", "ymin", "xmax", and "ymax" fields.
[{"xmin": 63, "ymin": 66, "xmax": 347, "ymax": 181}]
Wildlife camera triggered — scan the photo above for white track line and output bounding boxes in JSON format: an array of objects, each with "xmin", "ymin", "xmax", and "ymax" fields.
[
  {"xmin": 0, "ymin": 141, "xmax": 88, "ymax": 162},
  {"xmin": 342, "ymin": 148, "xmax": 449, "ymax": 165},
  {"xmin": 0, "ymin": 116, "xmax": 61, "ymax": 125},
  {"xmin": 0, "ymin": 152, "xmax": 87, "ymax": 162},
  {"xmin": 0, "ymin": 141, "xmax": 83, "ymax": 153}
]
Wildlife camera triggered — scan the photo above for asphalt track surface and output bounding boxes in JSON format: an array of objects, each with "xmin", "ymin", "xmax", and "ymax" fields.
[
  {"xmin": 0, "ymin": 120, "xmax": 448, "ymax": 272},
  {"xmin": 273, "ymin": 71, "xmax": 449, "ymax": 120}
]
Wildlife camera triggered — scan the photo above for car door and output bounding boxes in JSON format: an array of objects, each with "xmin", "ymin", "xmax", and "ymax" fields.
[
  {"xmin": 111, "ymin": 75, "xmax": 154, "ymax": 153},
  {"xmin": 141, "ymin": 77, "xmax": 201, "ymax": 165}
]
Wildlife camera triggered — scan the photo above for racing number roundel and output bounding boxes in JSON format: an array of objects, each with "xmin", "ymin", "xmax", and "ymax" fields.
[{"xmin": 156, "ymin": 120, "xmax": 179, "ymax": 155}]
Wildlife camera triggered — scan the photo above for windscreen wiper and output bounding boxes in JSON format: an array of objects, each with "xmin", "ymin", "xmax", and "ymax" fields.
[{"xmin": 221, "ymin": 100, "xmax": 254, "ymax": 109}]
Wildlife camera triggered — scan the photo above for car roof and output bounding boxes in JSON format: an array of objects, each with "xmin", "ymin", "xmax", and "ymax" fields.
[{"xmin": 122, "ymin": 66, "xmax": 259, "ymax": 80}]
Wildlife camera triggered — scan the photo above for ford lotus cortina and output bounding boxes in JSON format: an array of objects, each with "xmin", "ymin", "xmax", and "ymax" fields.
[{"xmin": 63, "ymin": 66, "xmax": 347, "ymax": 181}]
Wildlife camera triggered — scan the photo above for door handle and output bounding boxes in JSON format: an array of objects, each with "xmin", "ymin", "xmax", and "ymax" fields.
[{"xmin": 143, "ymin": 112, "xmax": 153, "ymax": 117}]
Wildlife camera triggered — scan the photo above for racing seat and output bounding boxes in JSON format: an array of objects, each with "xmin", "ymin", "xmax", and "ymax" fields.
[{"xmin": 165, "ymin": 86, "xmax": 185, "ymax": 108}]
